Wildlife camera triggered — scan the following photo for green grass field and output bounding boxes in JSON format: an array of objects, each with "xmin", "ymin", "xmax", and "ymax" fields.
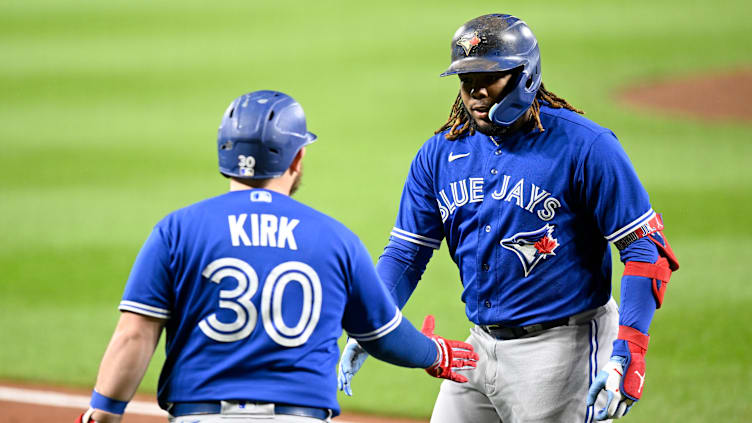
[{"xmin": 1, "ymin": 0, "xmax": 751, "ymax": 421}]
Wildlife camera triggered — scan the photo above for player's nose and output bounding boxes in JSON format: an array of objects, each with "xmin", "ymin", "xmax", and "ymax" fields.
[{"xmin": 470, "ymin": 86, "xmax": 488, "ymax": 98}]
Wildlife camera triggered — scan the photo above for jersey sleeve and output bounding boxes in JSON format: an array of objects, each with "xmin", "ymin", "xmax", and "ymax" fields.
[
  {"xmin": 377, "ymin": 237, "xmax": 433, "ymax": 307},
  {"xmin": 342, "ymin": 238, "xmax": 402, "ymax": 342},
  {"xmin": 118, "ymin": 222, "xmax": 173, "ymax": 320},
  {"xmin": 390, "ymin": 145, "xmax": 444, "ymax": 250},
  {"xmin": 578, "ymin": 131, "xmax": 655, "ymax": 245}
]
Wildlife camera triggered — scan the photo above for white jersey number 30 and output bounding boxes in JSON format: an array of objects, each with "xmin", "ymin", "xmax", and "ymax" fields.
[{"xmin": 199, "ymin": 258, "xmax": 322, "ymax": 347}]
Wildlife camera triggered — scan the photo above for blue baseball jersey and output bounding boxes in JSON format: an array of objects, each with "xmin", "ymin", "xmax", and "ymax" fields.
[
  {"xmin": 119, "ymin": 189, "xmax": 402, "ymax": 415},
  {"xmin": 389, "ymin": 105, "xmax": 654, "ymax": 326}
]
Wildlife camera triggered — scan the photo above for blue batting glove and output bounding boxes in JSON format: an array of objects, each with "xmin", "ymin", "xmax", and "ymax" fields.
[
  {"xmin": 337, "ymin": 338, "xmax": 369, "ymax": 396},
  {"xmin": 587, "ymin": 356, "xmax": 633, "ymax": 420}
]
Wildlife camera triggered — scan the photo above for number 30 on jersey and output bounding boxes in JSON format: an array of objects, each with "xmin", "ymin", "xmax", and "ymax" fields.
[{"xmin": 199, "ymin": 257, "xmax": 322, "ymax": 347}]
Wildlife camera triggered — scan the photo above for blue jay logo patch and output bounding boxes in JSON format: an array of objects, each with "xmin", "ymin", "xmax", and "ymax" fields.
[
  {"xmin": 501, "ymin": 224, "xmax": 559, "ymax": 277},
  {"xmin": 457, "ymin": 31, "xmax": 482, "ymax": 56}
]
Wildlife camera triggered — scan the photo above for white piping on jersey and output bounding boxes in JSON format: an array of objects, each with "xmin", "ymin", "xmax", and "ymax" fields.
[
  {"xmin": 119, "ymin": 300, "xmax": 170, "ymax": 319},
  {"xmin": 347, "ymin": 307, "xmax": 403, "ymax": 342},
  {"xmin": 605, "ymin": 209, "xmax": 655, "ymax": 242},
  {"xmin": 390, "ymin": 227, "xmax": 441, "ymax": 249},
  {"xmin": 391, "ymin": 227, "xmax": 441, "ymax": 244}
]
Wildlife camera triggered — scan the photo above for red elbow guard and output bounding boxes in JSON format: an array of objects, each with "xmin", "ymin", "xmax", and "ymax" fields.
[{"xmin": 623, "ymin": 227, "xmax": 679, "ymax": 308}]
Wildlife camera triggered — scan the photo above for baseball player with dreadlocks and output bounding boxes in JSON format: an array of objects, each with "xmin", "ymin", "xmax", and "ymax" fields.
[
  {"xmin": 74, "ymin": 90, "xmax": 477, "ymax": 423},
  {"xmin": 338, "ymin": 14, "xmax": 679, "ymax": 422}
]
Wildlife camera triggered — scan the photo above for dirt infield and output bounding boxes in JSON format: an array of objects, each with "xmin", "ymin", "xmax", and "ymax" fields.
[
  {"xmin": 618, "ymin": 68, "xmax": 752, "ymax": 121},
  {"xmin": 0, "ymin": 381, "xmax": 426, "ymax": 423}
]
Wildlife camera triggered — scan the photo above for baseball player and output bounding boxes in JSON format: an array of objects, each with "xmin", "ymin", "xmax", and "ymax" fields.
[
  {"xmin": 75, "ymin": 90, "xmax": 478, "ymax": 423},
  {"xmin": 338, "ymin": 14, "xmax": 679, "ymax": 422}
]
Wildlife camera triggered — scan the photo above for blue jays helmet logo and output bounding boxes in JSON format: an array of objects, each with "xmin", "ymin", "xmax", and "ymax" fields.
[
  {"xmin": 501, "ymin": 224, "xmax": 559, "ymax": 277},
  {"xmin": 457, "ymin": 31, "xmax": 482, "ymax": 56}
]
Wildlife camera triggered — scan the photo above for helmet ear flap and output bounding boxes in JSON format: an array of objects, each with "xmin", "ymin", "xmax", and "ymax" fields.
[
  {"xmin": 490, "ymin": 66, "xmax": 540, "ymax": 126},
  {"xmin": 525, "ymin": 74, "xmax": 534, "ymax": 89},
  {"xmin": 505, "ymin": 67, "xmax": 525, "ymax": 95},
  {"xmin": 528, "ymin": 63, "xmax": 542, "ymax": 92}
]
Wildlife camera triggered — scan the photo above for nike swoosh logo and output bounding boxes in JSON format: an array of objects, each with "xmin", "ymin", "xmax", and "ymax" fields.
[{"xmin": 448, "ymin": 152, "xmax": 470, "ymax": 162}]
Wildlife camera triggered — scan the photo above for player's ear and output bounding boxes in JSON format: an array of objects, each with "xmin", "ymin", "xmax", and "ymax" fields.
[{"xmin": 290, "ymin": 147, "xmax": 305, "ymax": 174}]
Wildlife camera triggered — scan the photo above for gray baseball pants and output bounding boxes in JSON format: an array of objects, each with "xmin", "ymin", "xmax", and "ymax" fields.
[{"xmin": 430, "ymin": 298, "xmax": 619, "ymax": 423}]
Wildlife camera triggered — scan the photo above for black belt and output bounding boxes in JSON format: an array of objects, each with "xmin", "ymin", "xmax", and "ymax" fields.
[
  {"xmin": 170, "ymin": 402, "xmax": 331, "ymax": 420},
  {"xmin": 480, "ymin": 317, "xmax": 570, "ymax": 340}
]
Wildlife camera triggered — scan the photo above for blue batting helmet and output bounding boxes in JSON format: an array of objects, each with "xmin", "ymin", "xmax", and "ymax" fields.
[
  {"xmin": 217, "ymin": 90, "xmax": 316, "ymax": 179},
  {"xmin": 440, "ymin": 14, "xmax": 542, "ymax": 126}
]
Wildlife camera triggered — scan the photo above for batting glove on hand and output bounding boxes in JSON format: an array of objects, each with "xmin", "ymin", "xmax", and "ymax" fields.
[
  {"xmin": 587, "ymin": 326, "xmax": 650, "ymax": 420},
  {"xmin": 337, "ymin": 338, "xmax": 369, "ymax": 396},
  {"xmin": 587, "ymin": 356, "xmax": 633, "ymax": 420},
  {"xmin": 421, "ymin": 315, "xmax": 478, "ymax": 383}
]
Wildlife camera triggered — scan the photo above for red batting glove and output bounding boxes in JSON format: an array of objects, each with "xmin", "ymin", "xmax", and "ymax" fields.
[
  {"xmin": 421, "ymin": 315, "xmax": 478, "ymax": 383},
  {"xmin": 76, "ymin": 409, "xmax": 97, "ymax": 423},
  {"xmin": 615, "ymin": 325, "xmax": 650, "ymax": 402}
]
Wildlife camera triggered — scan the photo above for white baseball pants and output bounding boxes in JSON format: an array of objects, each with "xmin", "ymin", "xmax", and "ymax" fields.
[{"xmin": 430, "ymin": 298, "xmax": 619, "ymax": 423}]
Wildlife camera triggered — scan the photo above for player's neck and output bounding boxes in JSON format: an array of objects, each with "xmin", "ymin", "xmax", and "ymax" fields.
[{"xmin": 229, "ymin": 178, "xmax": 291, "ymax": 196}]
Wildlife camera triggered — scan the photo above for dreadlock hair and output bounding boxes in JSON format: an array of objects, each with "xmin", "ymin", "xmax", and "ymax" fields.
[{"xmin": 435, "ymin": 82, "xmax": 584, "ymax": 140}]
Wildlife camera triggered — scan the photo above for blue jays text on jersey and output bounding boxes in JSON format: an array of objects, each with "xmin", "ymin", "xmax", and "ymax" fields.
[
  {"xmin": 388, "ymin": 105, "xmax": 656, "ymax": 326},
  {"xmin": 118, "ymin": 189, "xmax": 403, "ymax": 415},
  {"xmin": 433, "ymin": 174, "xmax": 563, "ymax": 222}
]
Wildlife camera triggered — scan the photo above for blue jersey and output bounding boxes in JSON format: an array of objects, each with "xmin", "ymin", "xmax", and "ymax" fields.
[
  {"xmin": 389, "ymin": 105, "xmax": 654, "ymax": 326},
  {"xmin": 119, "ymin": 189, "xmax": 401, "ymax": 415}
]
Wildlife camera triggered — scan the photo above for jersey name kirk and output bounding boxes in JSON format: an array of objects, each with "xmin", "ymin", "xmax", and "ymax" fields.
[
  {"xmin": 436, "ymin": 175, "xmax": 561, "ymax": 223},
  {"xmin": 228, "ymin": 213, "xmax": 299, "ymax": 249}
]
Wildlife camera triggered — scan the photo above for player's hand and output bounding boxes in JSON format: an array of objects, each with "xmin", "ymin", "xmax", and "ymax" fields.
[
  {"xmin": 421, "ymin": 315, "xmax": 478, "ymax": 383},
  {"xmin": 588, "ymin": 325, "xmax": 650, "ymax": 420},
  {"xmin": 76, "ymin": 409, "xmax": 96, "ymax": 423},
  {"xmin": 587, "ymin": 356, "xmax": 635, "ymax": 419},
  {"xmin": 76, "ymin": 408, "xmax": 122, "ymax": 423},
  {"xmin": 337, "ymin": 338, "xmax": 369, "ymax": 396}
]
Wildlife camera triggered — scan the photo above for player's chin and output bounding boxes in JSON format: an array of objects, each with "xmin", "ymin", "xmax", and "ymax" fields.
[{"xmin": 472, "ymin": 118, "xmax": 496, "ymax": 135}]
